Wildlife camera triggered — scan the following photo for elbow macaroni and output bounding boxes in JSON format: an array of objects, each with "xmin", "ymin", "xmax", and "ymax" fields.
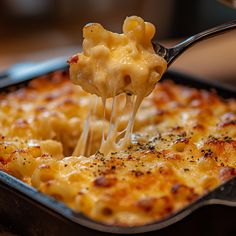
[
  {"xmin": 0, "ymin": 71, "xmax": 235, "ymax": 226},
  {"xmin": 0, "ymin": 16, "xmax": 235, "ymax": 226},
  {"xmin": 69, "ymin": 16, "xmax": 167, "ymax": 98},
  {"xmin": 69, "ymin": 16, "xmax": 167, "ymax": 155}
]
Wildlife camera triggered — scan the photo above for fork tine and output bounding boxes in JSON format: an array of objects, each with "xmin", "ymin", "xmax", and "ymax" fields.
[{"xmin": 152, "ymin": 42, "xmax": 168, "ymax": 60}]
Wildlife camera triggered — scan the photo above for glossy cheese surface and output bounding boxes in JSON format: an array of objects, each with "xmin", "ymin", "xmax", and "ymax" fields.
[
  {"xmin": 69, "ymin": 16, "xmax": 167, "ymax": 155},
  {"xmin": 0, "ymin": 72, "xmax": 235, "ymax": 226},
  {"xmin": 69, "ymin": 16, "xmax": 167, "ymax": 98}
]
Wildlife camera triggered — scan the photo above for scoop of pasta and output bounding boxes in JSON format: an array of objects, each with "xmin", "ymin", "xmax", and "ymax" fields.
[
  {"xmin": 69, "ymin": 16, "xmax": 167, "ymax": 156},
  {"xmin": 70, "ymin": 16, "xmax": 167, "ymax": 99}
]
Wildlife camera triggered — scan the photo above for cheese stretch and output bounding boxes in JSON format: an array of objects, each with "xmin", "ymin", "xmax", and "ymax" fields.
[
  {"xmin": 1, "ymin": 72, "xmax": 235, "ymax": 226},
  {"xmin": 69, "ymin": 16, "xmax": 167, "ymax": 155}
]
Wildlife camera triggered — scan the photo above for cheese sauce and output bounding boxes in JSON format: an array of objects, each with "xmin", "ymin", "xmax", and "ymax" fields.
[
  {"xmin": 69, "ymin": 16, "xmax": 167, "ymax": 155},
  {"xmin": 1, "ymin": 72, "xmax": 235, "ymax": 226}
]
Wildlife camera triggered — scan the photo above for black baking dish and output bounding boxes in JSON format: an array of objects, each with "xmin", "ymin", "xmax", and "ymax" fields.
[{"xmin": 0, "ymin": 64, "xmax": 235, "ymax": 236}]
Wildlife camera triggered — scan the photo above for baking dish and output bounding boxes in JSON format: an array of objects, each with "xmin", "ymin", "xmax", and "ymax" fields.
[{"xmin": 0, "ymin": 62, "xmax": 235, "ymax": 235}]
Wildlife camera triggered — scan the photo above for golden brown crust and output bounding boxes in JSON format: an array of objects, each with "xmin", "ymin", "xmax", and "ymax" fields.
[{"xmin": 0, "ymin": 71, "xmax": 235, "ymax": 226}]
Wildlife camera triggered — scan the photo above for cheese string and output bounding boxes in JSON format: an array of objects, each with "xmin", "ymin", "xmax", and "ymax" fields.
[
  {"xmin": 116, "ymin": 94, "xmax": 133, "ymax": 139},
  {"xmin": 72, "ymin": 108, "xmax": 91, "ymax": 156},
  {"xmin": 101, "ymin": 97, "xmax": 107, "ymax": 144},
  {"xmin": 123, "ymin": 93, "xmax": 144, "ymax": 141},
  {"xmin": 99, "ymin": 92, "xmax": 144, "ymax": 155},
  {"xmin": 73, "ymin": 89, "xmax": 145, "ymax": 156},
  {"xmin": 86, "ymin": 96, "xmax": 98, "ymax": 156},
  {"xmin": 99, "ymin": 93, "xmax": 118, "ymax": 155},
  {"xmin": 73, "ymin": 95, "xmax": 97, "ymax": 156},
  {"xmin": 107, "ymin": 95, "xmax": 117, "ymax": 138}
]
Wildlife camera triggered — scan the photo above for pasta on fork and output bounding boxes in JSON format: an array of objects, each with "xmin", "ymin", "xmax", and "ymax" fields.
[{"xmin": 69, "ymin": 16, "xmax": 167, "ymax": 155}]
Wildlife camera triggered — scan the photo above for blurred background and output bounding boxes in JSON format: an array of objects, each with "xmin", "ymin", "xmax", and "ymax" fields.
[{"xmin": 0, "ymin": 0, "xmax": 235, "ymax": 84}]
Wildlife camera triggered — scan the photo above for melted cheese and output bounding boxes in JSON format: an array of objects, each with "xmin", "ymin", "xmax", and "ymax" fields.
[
  {"xmin": 69, "ymin": 16, "xmax": 167, "ymax": 155},
  {"xmin": 70, "ymin": 16, "xmax": 167, "ymax": 98},
  {"xmin": 1, "ymin": 72, "xmax": 235, "ymax": 226}
]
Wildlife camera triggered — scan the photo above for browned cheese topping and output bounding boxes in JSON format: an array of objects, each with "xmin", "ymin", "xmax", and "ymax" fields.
[{"xmin": 0, "ymin": 71, "xmax": 235, "ymax": 226}]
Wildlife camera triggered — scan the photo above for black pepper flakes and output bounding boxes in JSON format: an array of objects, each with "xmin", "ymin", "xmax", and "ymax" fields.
[
  {"xmin": 148, "ymin": 145, "xmax": 155, "ymax": 151},
  {"xmin": 131, "ymin": 170, "xmax": 144, "ymax": 177}
]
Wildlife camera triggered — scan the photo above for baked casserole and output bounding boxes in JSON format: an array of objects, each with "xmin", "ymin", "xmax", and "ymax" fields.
[
  {"xmin": 0, "ymin": 16, "xmax": 236, "ymax": 227},
  {"xmin": 0, "ymin": 71, "xmax": 235, "ymax": 226}
]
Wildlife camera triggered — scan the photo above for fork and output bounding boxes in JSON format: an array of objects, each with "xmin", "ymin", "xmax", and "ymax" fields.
[{"xmin": 153, "ymin": 20, "xmax": 236, "ymax": 66}]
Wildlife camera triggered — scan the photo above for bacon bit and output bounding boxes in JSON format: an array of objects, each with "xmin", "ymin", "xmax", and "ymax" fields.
[
  {"xmin": 219, "ymin": 167, "xmax": 236, "ymax": 182},
  {"xmin": 68, "ymin": 55, "xmax": 79, "ymax": 64},
  {"xmin": 94, "ymin": 176, "xmax": 117, "ymax": 188}
]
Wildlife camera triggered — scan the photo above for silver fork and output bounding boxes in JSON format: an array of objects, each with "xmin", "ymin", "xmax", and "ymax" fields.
[{"xmin": 153, "ymin": 20, "xmax": 236, "ymax": 66}]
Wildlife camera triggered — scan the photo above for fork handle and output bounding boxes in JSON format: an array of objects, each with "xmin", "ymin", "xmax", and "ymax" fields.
[
  {"xmin": 206, "ymin": 177, "xmax": 236, "ymax": 207},
  {"xmin": 166, "ymin": 20, "xmax": 236, "ymax": 65}
]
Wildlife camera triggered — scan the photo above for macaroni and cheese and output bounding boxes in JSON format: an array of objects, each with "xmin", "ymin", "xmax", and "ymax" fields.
[
  {"xmin": 0, "ymin": 16, "xmax": 235, "ymax": 227},
  {"xmin": 0, "ymin": 72, "xmax": 235, "ymax": 226},
  {"xmin": 69, "ymin": 16, "xmax": 167, "ymax": 155}
]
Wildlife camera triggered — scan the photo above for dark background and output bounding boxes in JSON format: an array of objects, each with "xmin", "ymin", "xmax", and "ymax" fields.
[
  {"xmin": 0, "ymin": 0, "xmax": 235, "ymax": 53},
  {"xmin": 0, "ymin": 0, "xmax": 235, "ymax": 84}
]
